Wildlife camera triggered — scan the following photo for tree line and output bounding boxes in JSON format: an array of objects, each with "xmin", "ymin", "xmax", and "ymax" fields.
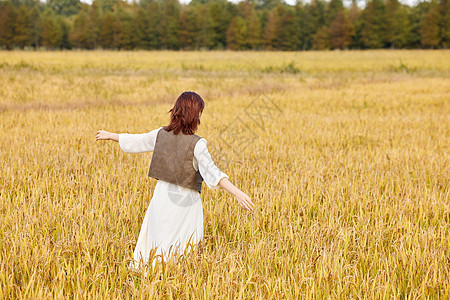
[{"xmin": 0, "ymin": 0, "xmax": 448, "ymax": 50}]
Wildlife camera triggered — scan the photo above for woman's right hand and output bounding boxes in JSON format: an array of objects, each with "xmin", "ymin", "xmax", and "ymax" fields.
[
  {"xmin": 96, "ymin": 130, "xmax": 111, "ymax": 141},
  {"xmin": 235, "ymin": 191, "xmax": 255, "ymax": 211}
]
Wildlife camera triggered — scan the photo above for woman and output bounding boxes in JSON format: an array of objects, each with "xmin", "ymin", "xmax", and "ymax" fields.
[{"xmin": 96, "ymin": 91, "xmax": 254, "ymax": 271}]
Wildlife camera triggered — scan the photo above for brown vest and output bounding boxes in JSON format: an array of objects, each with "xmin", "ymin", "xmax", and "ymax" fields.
[{"xmin": 148, "ymin": 128, "xmax": 203, "ymax": 192}]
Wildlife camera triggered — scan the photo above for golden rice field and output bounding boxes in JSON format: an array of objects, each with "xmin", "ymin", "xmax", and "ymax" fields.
[{"xmin": 0, "ymin": 50, "xmax": 449, "ymax": 298}]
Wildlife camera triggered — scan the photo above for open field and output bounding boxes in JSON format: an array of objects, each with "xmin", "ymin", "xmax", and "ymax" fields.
[{"xmin": 0, "ymin": 50, "xmax": 449, "ymax": 298}]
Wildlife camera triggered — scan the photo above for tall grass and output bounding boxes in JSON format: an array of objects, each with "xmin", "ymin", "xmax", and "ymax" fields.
[{"xmin": 0, "ymin": 50, "xmax": 449, "ymax": 298}]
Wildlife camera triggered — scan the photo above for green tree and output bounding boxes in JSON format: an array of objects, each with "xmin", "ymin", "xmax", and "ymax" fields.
[
  {"xmin": 348, "ymin": 0, "xmax": 360, "ymax": 24},
  {"xmin": 247, "ymin": 10, "xmax": 262, "ymax": 49},
  {"xmin": 263, "ymin": 4, "xmax": 299, "ymax": 50},
  {"xmin": 292, "ymin": 3, "xmax": 303, "ymax": 49},
  {"xmin": 408, "ymin": 1, "xmax": 429, "ymax": 48},
  {"xmin": 419, "ymin": 2, "xmax": 440, "ymax": 48},
  {"xmin": 277, "ymin": 5, "xmax": 299, "ymax": 50},
  {"xmin": 325, "ymin": 0, "xmax": 343, "ymax": 26},
  {"xmin": 0, "ymin": 0, "xmax": 17, "ymax": 49},
  {"xmin": 41, "ymin": 8, "xmax": 62, "ymax": 49},
  {"xmin": 234, "ymin": 0, "xmax": 261, "ymax": 49},
  {"xmin": 57, "ymin": 15, "xmax": 71, "ymax": 49},
  {"xmin": 347, "ymin": 0, "xmax": 360, "ymax": 48},
  {"xmin": 13, "ymin": 4, "xmax": 30, "ymax": 48},
  {"xmin": 159, "ymin": 0, "xmax": 180, "ymax": 49},
  {"xmin": 46, "ymin": 0, "xmax": 80, "ymax": 16},
  {"xmin": 111, "ymin": 3, "xmax": 135, "ymax": 50},
  {"xmin": 226, "ymin": 16, "xmax": 247, "ymax": 49},
  {"xmin": 438, "ymin": 0, "xmax": 450, "ymax": 47},
  {"xmin": 28, "ymin": 4, "xmax": 42, "ymax": 49},
  {"xmin": 262, "ymin": 6, "xmax": 278, "ymax": 49},
  {"xmin": 297, "ymin": 0, "xmax": 326, "ymax": 50},
  {"xmin": 207, "ymin": 0, "xmax": 233, "ymax": 49},
  {"xmin": 87, "ymin": 3, "xmax": 100, "ymax": 48},
  {"xmin": 99, "ymin": 12, "xmax": 114, "ymax": 48},
  {"xmin": 13, "ymin": 0, "xmax": 40, "ymax": 9},
  {"xmin": 256, "ymin": 0, "xmax": 280, "ymax": 10},
  {"xmin": 179, "ymin": 5, "xmax": 198, "ymax": 49},
  {"xmin": 70, "ymin": 9, "xmax": 88, "ymax": 48},
  {"xmin": 359, "ymin": 0, "xmax": 387, "ymax": 48},
  {"xmin": 134, "ymin": 3, "xmax": 163, "ymax": 49},
  {"xmin": 96, "ymin": 0, "xmax": 117, "ymax": 13},
  {"xmin": 195, "ymin": 3, "xmax": 215, "ymax": 49},
  {"xmin": 70, "ymin": 3, "xmax": 100, "ymax": 49},
  {"xmin": 146, "ymin": 1, "xmax": 162, "ymax": 49},
  {"xmin": 329, "ymin": 10, "xmax": 354, "ymax": 49},
  {"xmin": 384, "ymin": 0, "xmax": 411, "ymax": 48},
  {"xmin": 313, "ymin": 25, "xmax": 330, "ymax": 49}
]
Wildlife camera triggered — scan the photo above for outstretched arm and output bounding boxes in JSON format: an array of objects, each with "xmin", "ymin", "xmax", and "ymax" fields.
[
  {"xmin": 96, "ymin": 127, "xmax": 160, "ymax": 153},
  {"xmin": 218, "ymin": 177, "xmax": 255, "ymax": 211},
  {"xmin": 96, "ymin": 130, "xmax": 118, "ymax": 142}
]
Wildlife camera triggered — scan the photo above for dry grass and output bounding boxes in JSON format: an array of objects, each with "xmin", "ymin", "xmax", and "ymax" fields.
[{"xmin": 0, "ymin": 50, "xmax": 449, "ymax": 298}]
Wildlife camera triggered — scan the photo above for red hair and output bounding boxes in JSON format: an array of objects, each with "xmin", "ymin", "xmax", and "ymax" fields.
[{"xmin": 163, "ymin": 91, "xmax": 205, "ymax": 135}]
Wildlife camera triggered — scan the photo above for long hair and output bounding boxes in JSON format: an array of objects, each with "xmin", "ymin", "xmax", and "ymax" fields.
[{"xmin": 163, "ymin": 91, "xmax": 205, "ymax": 135}]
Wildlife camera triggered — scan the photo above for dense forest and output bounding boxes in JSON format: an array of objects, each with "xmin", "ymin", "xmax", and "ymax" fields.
[{"xmin": 0, "ymin": 0, "xmax": 448, "ymax": 50}]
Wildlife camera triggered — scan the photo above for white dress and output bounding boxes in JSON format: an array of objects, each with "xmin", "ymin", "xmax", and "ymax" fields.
[{"xmin": 118, "ymin": 127, "xmax": 229, "ymax": 270}]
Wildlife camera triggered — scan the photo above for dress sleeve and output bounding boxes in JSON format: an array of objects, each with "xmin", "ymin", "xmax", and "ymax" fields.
[
  {"xmin": 118, "ymin": 127, "xmax": 162, "ymax": 153},
  {"xmin": 194, "ymin": 138, "xmax": 229, "ymax": 190}
]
